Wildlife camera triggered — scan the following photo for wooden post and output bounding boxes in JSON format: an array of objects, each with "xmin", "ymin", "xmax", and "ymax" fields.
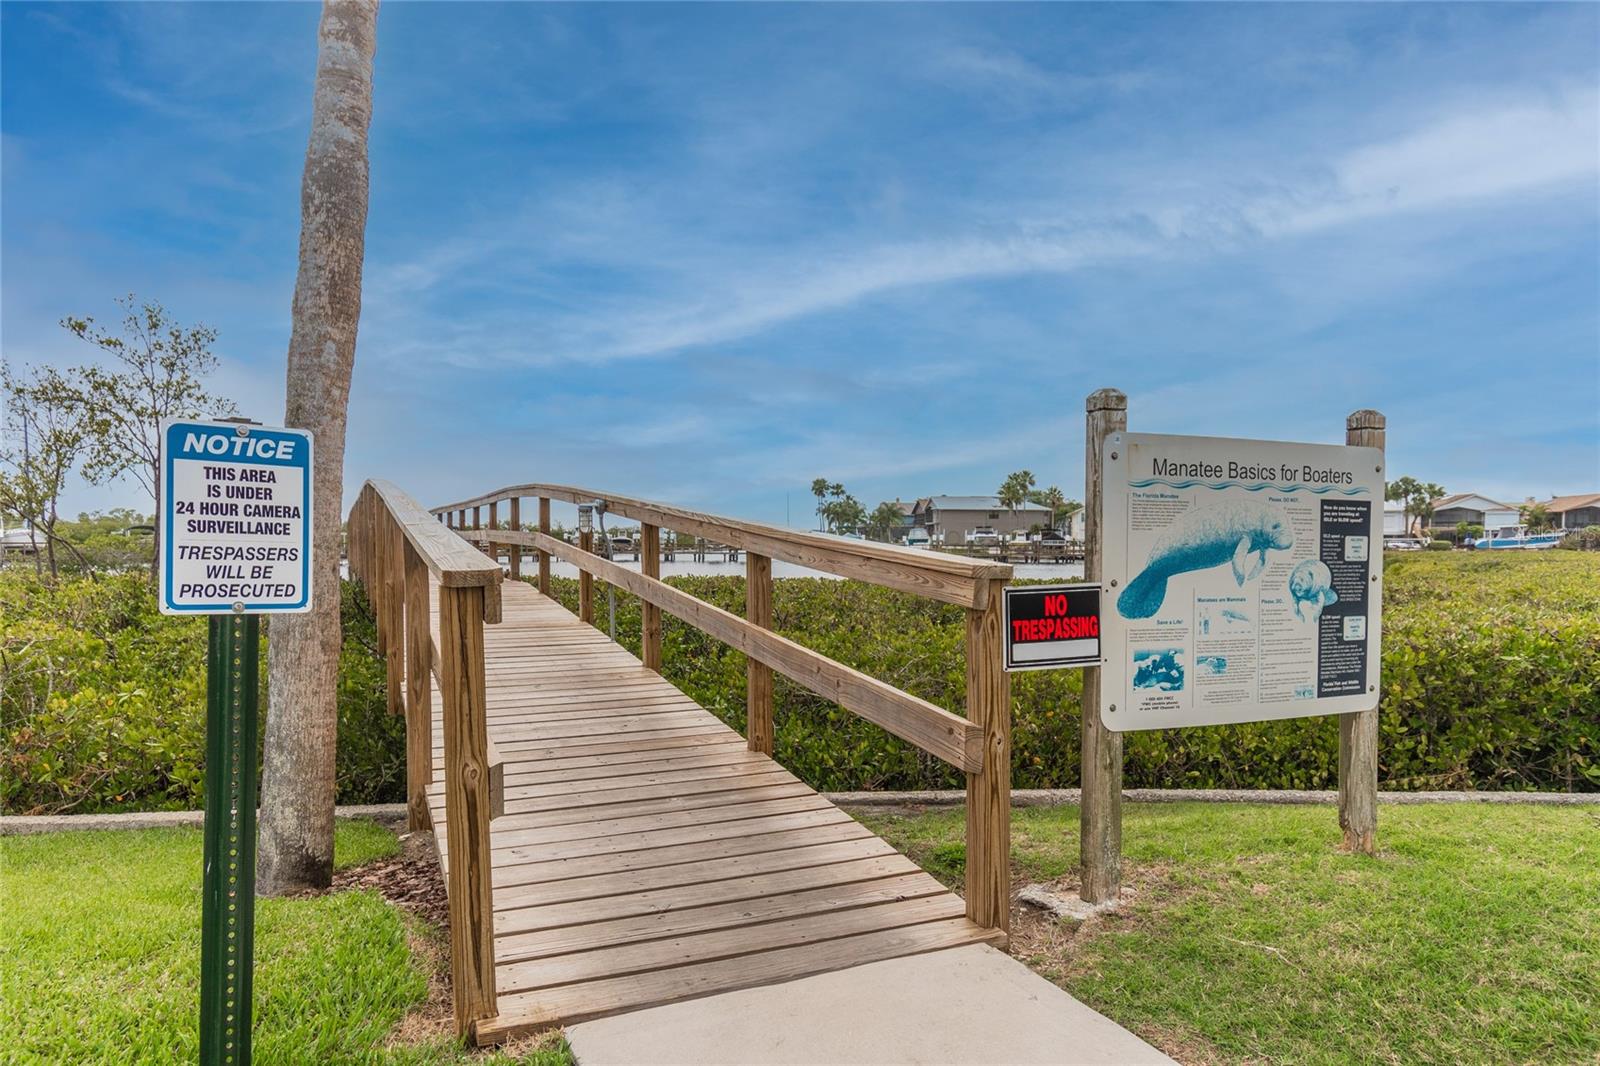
[
  {"xmin": 348, "ymin": 490, "xmax": 364, "ymax": 584},
  {"xmin": 578, "ymin": 527, "xmax": 594, "ymax": 623},
  {"xmin": 964, "ymin": 577, "xmax": 1011, "ymax": 936},
  {"xmin": 457, "ymin": 508, "xmax": 466, "ymax": 530},
  {"xmin": 487, "ymin": 500, "xmax": 498, "ymax": 564},
  {"xmin": 348, "ymin": 491, "xmax": 362, "ymax": 584},
  {"xmin": 538, "ymin": 498, "xmax": 551, "ymax": 596},
  {"xmin": 641, "ymin": 523, "xmax": 662, "ymax": 671},
  {"xmin": 372, "ymin": 500, "xmax": 390, "ymax": 656},
  {"xmin": 383, "ymin": 510, "xmax": 405, "ymax": 716},
  {"xmin": 1340, "ymin": 409, "xmax": 1384, "ymax": 855},
  {"xmin": 437, "ymin": 585, "xmax": 497, "ymax": 1032},
  {"xmin": 507, "ymin": 497, "xmax": 521, "ymax": 579},
  {"xmin": 746, "ymin": 552, "xmax": 774, "ymax": 754},
  {"xmin": 403, "ymin": 540, "xmax": 432, "ymax": 833},
  {"xmin": 472, "ymin": 505, "xmax": 481, "ymax": 537},
  {"xmin": 1081, "ymin": 387, "xmax": 1126, "ymax": 905}
]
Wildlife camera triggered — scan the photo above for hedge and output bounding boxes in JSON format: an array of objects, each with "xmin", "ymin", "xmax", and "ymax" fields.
[
  {"xmin": 3, "ymin": 551, "xmax": 1595, "ymax": 813},
  {"xmin": 539, "ymin": 551, "xmax": 1600, "ymax": 793},
  {"xmin": 1, "ymin": 573, "xmax": 399, "ymax": 814}
]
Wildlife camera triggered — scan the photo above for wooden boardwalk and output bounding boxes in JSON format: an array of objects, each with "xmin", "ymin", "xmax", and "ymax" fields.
[{"xmin": 426, "ymin": 580, "xmax": 1004, "ymax": 1043}]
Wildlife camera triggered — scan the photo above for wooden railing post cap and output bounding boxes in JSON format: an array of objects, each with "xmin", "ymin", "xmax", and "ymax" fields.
[
  {"xmin": 1086, "ymin": 388, "xmax": 1127, "ymax": 412},
  {"xmin": 1347, "ymin": 409, "xmax": 1385, "ymax": 431}
]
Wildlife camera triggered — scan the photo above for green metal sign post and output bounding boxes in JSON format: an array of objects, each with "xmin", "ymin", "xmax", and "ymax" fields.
[
  {"xmin": 160, "ymin": 417, "xmax": 314, "ymax": 1064},
  {"xmin": 200, "ymin": 613, "xmax": 261, "ymax": 1066}
]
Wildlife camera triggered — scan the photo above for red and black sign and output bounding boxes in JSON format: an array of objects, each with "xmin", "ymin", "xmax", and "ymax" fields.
[{"xmin": 1003, "ymin": 583, "xmax": 1102, "ymax": 672}]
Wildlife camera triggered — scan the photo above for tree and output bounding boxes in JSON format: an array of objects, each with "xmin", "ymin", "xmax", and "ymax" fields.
[
  {"xmin": 810, "ymin": 478, "xmax": 830, "ymax": 530},
  {"xmin": 57, "ymin": 296, "xmax": 237, "ymax": 580},
  {"xmin": 1030, "ymin": 485, "xmax": 1078, "ymax": 531},
  {"xmin": 1386, "ymin": 477, "xmax": 1445, "ymax": 536},
  {"xmin": 56, "ymin": 509, "xmax": 154, "ymax": 573},
  {"xmin": 821, "ymin": 493, "xmax": 866, "ymax": 535},
  {"xmin": 810, "ymin": 478, "xmax": 857, "ymax": 533},
  {"xmin": 1385, "ymin": 477, "xmax": 1418, "ymax": 534},
  {"xmin": 0, "ymin": 366, "xmax": 90, "ymax": 579},
  {"xmin": 998, "ymin": 469, "xmax": 1035, "ymax": 513},
  {"xmin": 1520, "ymin": 502, "xmax": 1553, "ymax": 533},
  {"xmin": 867, "ymin": 501, "xmax": 906, "ymax": 542},
  {"xmin": 810, "ymin": 478, "xmax": 846, "ymax": 531},
  {"xmin": 1414, "ymin": 482, "xmax": 1446, "ymax": 531},
  {"xmin": 258, "ymin": 0, "xmax": 379, "ymax": 897}
]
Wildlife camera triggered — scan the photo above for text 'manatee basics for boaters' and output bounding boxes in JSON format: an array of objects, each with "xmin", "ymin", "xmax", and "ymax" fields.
[
  {"xmin": 159, "ymin": 419, "xmax": 314, "ymax": 615},
  {"xmin": 1003, "ymin": 583, "xmax": 1102, "ymax": 671},
  {"xmin": 1099, "ymin": 431, "xmax": 1383, "ymax": 732}
]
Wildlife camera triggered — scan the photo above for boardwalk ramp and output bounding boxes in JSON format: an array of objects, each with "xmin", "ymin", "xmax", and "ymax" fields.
[
  {"xmin": 431, "ymin": 582, "xmax": 1002, "ymax": 1041},
  {"xmin": 349, "ymin": 479, "xmax": 1014, "ymax": 1045}
]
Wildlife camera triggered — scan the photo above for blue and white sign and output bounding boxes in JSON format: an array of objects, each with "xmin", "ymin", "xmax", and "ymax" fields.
[
  {"xmin": 159, "ymin": 419, "xmax": 314, "ymax": 615},
  {"xmin": 1100, "ymin": 432, "xmax": 1382, "ymax": 731}
]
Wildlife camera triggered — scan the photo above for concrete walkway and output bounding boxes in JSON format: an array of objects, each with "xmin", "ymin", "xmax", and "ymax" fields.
[{"xmin": 564, "ymin": 944, "xmax": 1174, "ymax": 1066}]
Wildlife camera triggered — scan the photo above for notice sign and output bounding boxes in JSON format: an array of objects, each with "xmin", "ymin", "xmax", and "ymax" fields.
[
  {"xmin": 159, "ymin": 419, "xmax": 314, "ymax": 615},
  {"xmin": 1003, "ymin": 584, "xmax": 1101, "ymax": 671},
  {"xmin": 1100, "ymin": 432, "xmax": 1382, "ymax": 731}
]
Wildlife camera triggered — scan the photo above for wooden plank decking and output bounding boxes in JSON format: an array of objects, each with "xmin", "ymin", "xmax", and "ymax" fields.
[{"xmin": 426, "ymin": 580, "xmax": 1003, "ymax": 1044}]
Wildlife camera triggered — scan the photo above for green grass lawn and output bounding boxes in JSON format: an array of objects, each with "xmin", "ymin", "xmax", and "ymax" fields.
[
  {"xmin": 5, "ymin": 807, "xmax": 1595, "ymax": 1065},
  {"xmin": 0, "ymin": 821, "xmax": 570, "ymax": 1065},
  {"xmin": 861, "ymin": 802, "xmax": 1600, "ymax": 1066}
]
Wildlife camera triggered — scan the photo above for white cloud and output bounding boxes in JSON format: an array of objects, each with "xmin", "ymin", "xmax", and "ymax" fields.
[
  {"xmin": 352, "ymin": 78, "xmax": 1598, "ymax": 385},
  {"xmin": 1257, "ymin": 83, "xmax": 1599, "ymax": 235}
]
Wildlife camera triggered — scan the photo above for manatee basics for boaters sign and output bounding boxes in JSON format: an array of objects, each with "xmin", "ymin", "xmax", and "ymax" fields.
[
  {"xmin": 1099, "ymin": 432, "xmax": 1382, "ymax": 731},
  {"xmin": 159, "ymin": 419, "xmax": 313, "ymax": 615}
]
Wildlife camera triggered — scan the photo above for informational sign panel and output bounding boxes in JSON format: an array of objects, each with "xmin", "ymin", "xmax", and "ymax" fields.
[
  {"xmin": 1003, "ymin": 584, "xmax": 1101, "ymax": 671},
  {"xmin": 1100, "ymin": 432, "xmax": 1382, "ymax": 731},
  {"xmin": 159, "ymin": 419, "xmax": 314, "ymax": 615}
]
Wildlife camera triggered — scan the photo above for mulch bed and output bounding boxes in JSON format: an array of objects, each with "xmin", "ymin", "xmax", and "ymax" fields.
[{"xmin": 331, "ymin": 830, "xmax": 451, "ymax": 932}]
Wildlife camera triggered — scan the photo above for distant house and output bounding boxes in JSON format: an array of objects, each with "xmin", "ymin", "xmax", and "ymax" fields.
[
  {"xmin": 877, "ymin": 498, "xmax": 916, "ymax": 542},
  {"xmin": 1428, "ymin": 493, "xmax": 1519, "ymax": 535},
  {"xmin": 910, "ymin": 495, "xmax": 1051, "ymax": 546},
  {"xmin": 1062, "ymin": 507, "xmax": 1087, "ymax": 542},
  {"xmin": 1543, "ymin": 493, "xmax": 1600, "ymax": 532},
  {"xmin": 0, "ymin": 525, "xmax": 42, "ymax": 560},
  {"xmin": 1383, "ymin": 503, "xmax": 1415, "ymax": 538}
]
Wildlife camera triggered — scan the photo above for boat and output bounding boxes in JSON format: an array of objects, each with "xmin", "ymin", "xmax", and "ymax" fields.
[
  {"xmin": 966, "ymin": 525, "xmax": 1001, "ymax": 547},
  {"xmin": 904, "ymin": 527, "xmax": 931, "ymax": 549},
  {"xmin": 1471, "ymin": 525, "xmax": 1564, "ymax": 550}
]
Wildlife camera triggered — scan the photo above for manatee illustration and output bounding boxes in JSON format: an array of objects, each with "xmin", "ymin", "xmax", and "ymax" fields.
[
  {"xmin": 1289, "ymin": 559, "xmax": 1338, "ymax": 622},
  {"xmin": 1117, "ymin": 501, "xmax": 1294, "ymax": 618}
]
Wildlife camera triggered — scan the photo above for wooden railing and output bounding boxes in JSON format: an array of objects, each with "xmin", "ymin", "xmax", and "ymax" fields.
[
  {"xmin": 346, "ymin": 479, "xmax": 504, "ymax": 1034},
  {"xmin": 431, "ymin": 483, "xmax": 1016, "ymax": 935}
]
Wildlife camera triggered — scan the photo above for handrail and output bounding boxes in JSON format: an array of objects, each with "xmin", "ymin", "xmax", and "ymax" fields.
[
  {"xmin": 347, "ymin": 479, "xmax": 500, "ymax": 1037},
  {"xmin": 463, "ymin": 527, "xmax": 984, "ymax": 771},
  {"xmin": 452, "ymin": 482, "xmax": 1012, "ymax": 939},
  {"xmin": 431, "ymin": 482, "xmax": 1011, "ymax": 610},
  {"xmin": 370, "ymin": 478, "xmax": 503, "ymax": 621}
]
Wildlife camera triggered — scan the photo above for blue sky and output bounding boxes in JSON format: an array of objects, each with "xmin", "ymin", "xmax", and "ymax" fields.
[{"xmin": 4, "ymin": 2, "xmax": 1597, "ymax": 524}]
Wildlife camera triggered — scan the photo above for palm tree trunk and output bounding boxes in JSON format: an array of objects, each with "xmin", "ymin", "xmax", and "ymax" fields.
[{"xmin": 258, "ymin": 0, "xmax": 378, "ymax": 896}]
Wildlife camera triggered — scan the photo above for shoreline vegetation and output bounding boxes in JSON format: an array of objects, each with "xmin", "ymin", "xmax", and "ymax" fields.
[{"xmin": 2, "ymin": 551, "xmax": 1595, "ymax": 815}]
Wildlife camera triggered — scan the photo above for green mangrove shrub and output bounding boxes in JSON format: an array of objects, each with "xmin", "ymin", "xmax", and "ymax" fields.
[{"xmin": 0, "ymin": 573, "xmax": 403, "ymax": 814}]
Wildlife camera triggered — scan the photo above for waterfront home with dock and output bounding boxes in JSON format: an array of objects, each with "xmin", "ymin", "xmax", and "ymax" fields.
[{"xmin": 910, "ymin": 495, "xmax": 1051, "ymax": 546}]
